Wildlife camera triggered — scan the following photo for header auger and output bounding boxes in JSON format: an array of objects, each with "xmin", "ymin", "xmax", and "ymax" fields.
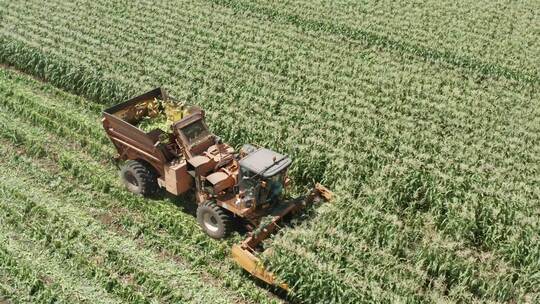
[{"xmin": 102, "ymin": 88, "xmax": 333, "ymax": 290}]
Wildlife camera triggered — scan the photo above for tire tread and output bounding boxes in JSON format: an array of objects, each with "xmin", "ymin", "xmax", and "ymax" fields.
[{"xmin": 122, "ymin": 160, "xmax": 158, "ymax": 196}]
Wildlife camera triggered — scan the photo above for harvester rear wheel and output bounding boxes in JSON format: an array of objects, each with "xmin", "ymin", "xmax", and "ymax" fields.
[
  {"xmin": 196, "ymin": 202, "xmax": 232, "ymax": 239},
  {"xmin": 120, "ymin": 160, "xmax": 158, "ymax": 196}
]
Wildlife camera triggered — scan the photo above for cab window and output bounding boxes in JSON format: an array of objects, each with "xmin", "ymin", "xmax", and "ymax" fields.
[{"xmin": 181, "ymin": 120, "xmax": 209, "ymax": 144}]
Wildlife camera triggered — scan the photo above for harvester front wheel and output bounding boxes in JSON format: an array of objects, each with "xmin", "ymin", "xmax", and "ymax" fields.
[
  {"xmin": 120, "ymin": 160, "xmax": 158, "ymax": 196},
  {"xmin": 196, "ymin": 202, "xmax": 232, "ymax": 239}
]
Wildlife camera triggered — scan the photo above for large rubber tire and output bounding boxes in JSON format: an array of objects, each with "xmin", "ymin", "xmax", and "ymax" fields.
[
  {"xmin": 120, "ymin": 160, "xmax": 158, "ymax": 196},
  {"xmin": 196, "ymin": 202, "xmax": 232, "ymax": 239}
]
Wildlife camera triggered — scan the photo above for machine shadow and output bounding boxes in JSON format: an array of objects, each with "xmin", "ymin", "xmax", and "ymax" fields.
[
  {"xmin": 153, "ymin": 190, "xmax": 199, "ymax": 216},
  {"xmin": 147, "ymin": 189, "xmax": 252, "ymax": 234}
]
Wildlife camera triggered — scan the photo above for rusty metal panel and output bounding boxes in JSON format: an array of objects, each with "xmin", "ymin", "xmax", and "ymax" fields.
[
  {"xmin": 206, "ymin": 171, "xmax": 235, "ymax": 193},
  {"xmin": 187, "ymin": 155, "xmax": 217, "ymax": 176},
  {"xmin": 103, "ymin": 112, "xmax": 156, "ymax": 148},
  {"xmin": 164, "ymin": 161, "xmax": 192, "ymax": 195}
]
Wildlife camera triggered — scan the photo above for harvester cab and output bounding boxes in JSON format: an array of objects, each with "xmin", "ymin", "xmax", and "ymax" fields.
[
  {"xmin": 238, "ymin": 145, "xmax": 292, "ymax": 212},
  {"xmin": 172, "ymin": 109, "xmax": 215, "ymax": 159}
]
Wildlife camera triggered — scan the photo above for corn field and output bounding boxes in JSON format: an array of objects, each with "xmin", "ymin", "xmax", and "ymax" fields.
[{"xmin": 0, "ymin": 0, "xmax": 539, "ymax": 303}]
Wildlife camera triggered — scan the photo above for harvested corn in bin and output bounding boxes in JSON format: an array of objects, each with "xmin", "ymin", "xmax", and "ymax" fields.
[
  {"xmin": 139, "ymin": 114, "xmax": 170, "ymax": 132},
  {"xmin": 138, "ymin": 98, "xmax": 188, "ymax": 132}
]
